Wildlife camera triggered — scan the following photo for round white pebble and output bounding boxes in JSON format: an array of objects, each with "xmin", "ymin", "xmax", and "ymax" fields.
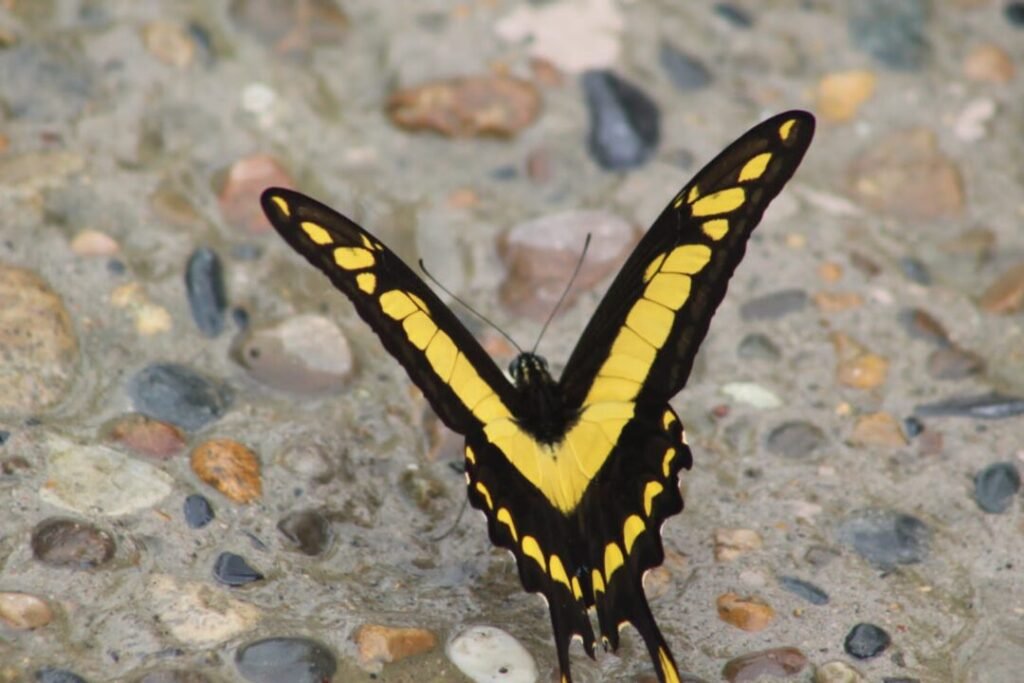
[{"xmin": 446, "ymin": 626, "xmax": 538, "ymax": 683}]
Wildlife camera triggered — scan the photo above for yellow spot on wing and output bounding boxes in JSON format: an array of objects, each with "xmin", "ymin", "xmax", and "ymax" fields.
[
  {"xmin": 380, "ymin": 290, "xmax": 418, "ymax": 319},
  {"xmin": 301, "ymin": 221, "xmax": 332, "ymax": 245},
  {"xmin": 465, "ymin": 445, "xmax": 476, "ymax": 464},
  {"xmin": 475, "ymin": 481, "xmax": 493, "ymax": 509},
  {"xmin": 623, "ymin": 514, "xmax": 644, "ymax": 554},
  {"xmin": 643, "ymin": 253, "xmax": 667, "ymax": 283},
  {"xmin": 688, "ymin": 185, "xmax": 701, "ymax": 203},
  {"xmin": 626, "ymin": 298, "xmax": 674, "ymax": 348},
  {"xmin": 604, "ymin": 542, "xmax": 624, "ymax": 580},
  {"xmin": 739, "ymin": 152, "xmax": 772, "ymax": 182},
  {"xmin": 584, "ymin": 377, "xmax": 640, "ymax": 403},
  {"xmin": 779, "ymin": 118, "xmax": 796, "ymax": 140},
  {"xmin": 334, "ymin": 246, "xmax": 375, "ymax": 270},
  {"xmin": 269, "ymin": 195, "xmax": 290, "ymax": 216},
  {"xmin": 644, "ymin": 272, "xmax": 691, "ymax": 310},
  {"xmin": 592, "ymin": 569, "xmax": 605, "ymax": 596},
  {"xmin": 643, "ymin": 481, "xmax": 664, "ymax": 517},
  {"xmin": 663, "ymin": 244, "xmax": 712, "ymax": 275},
  {"xmin": 659, "ymin": 648, "xmax": 681, "ymax": 683},
  {"xmin": 690, "ymin": 187, "xmax": 745, "ymax": 217},
  {"xmin": 402, "ymin": 311, "xmax": 437, "ymax": 350},
  {"xmin": 425, "ymin": 331, "xmax": 458, "ymax": 382},
  {"xmin": 702, "ymin": 218, "xmax": 729, "ymax": 241},
  {"xmin": 497, "ymin": 507, "xmax": 518, "ymax": 542},
  {"xmin": 359, "ymin": 233, "xmax": 376, "ymax": 250},
  {"xmin": 549, "ymin": 554, "xmax": 571, "ymax": 589},
  {"xmin": 450, "ymin": 355, "xmax": 494, "ymax": 412},
  {"xmin": 522, "ymin": 536, "xmax": 546, "ymax": 572},
  {"xmin": 597, "ymin": 352, "xmax": 649, "ymax": 383},
  {"xmin": 473, "ymin": 393, "xmax": 510, "ymax": 423},
  {"xmin": 662, "ymin": 410, "xmax": 677, "ymax": 429},
  {"xmin": 356, "ymin": 272, "xmax": 376, "ymax": 294},
  {"xmin": 571, "ymin": 576, "xmax": 583, "ymax": 600},
  {"xmin": 662, "ymin": 447, "xmax": 676, "ymax": 477}
]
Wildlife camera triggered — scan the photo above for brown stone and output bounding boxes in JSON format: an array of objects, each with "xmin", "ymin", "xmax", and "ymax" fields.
[
  {"xmin": 70, "ymin": 229, "xmax": 120, "ymax": 257},
  {"xmin": 979, "ymin": 262, "xmax": 1024, "ymax": 314},
  {"xmin": 817, "ymin": 261, "xmax": 843, "ymax": 283},
  {"xmin": 851, "ymin": 412, "xmax": 908, "ymax": 448},
  {"xmin": 713, "ymin": 528, "xmax": 763, "ymax": 562},
  {"xmin": 716, "ymin": 593, "xmax": 775, "ymax": 632},
  {"xmin": 190, "ymin": 439, "xmax": 262, "ymax": 503},
  {"xmin": 0, "ymin": 592, "xmax": 53, "ymax": 630},
  {"xmin": 388, "ymin": 75, "xmax": 541, "ymax": 138},
  {"xmin": 963, "ymin": 43, "xmax": 1015, "ymax": 83},
  {"xmin": 813, "ymin": 291, "xmax": 864, "ymax": 313},
  {"xmin": 104, "ymin": 413, "xmax": 187, "ymax": 459},
  {"xmin": 816, "ymin": 70, "xmax": 876, "ymax": 122},
  {"xmin": 219, "ymin": 155, "xmax": 294, "ymax": 234},
  {"xmin": 142, "ymin": 20, "xmax": 195, "ymax": 68},
  {"xmin": 832, "ymin": 333, "xmax": 888, "ymax": 390},
  {"xmin": 354, "ymin": 624, "xmax": 437, "ymax": 670}
]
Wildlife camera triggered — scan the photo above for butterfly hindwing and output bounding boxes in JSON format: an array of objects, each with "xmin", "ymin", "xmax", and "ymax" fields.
[{"xmin": 260, "ymin": 189, "xmax": 518, "ymax": 435}]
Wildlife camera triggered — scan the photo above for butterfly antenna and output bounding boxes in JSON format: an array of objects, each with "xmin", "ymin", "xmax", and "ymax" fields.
[
  {"xmin": 531, "ymin": 233, "xmax": 591, "ymax": 355},
  {"xmin": 430, "ymin": 493, "xmax": 469, "ymax": 542},
  {"xmin": 418, "ymin": 259, "xmax": 523, "ymax": 355}
]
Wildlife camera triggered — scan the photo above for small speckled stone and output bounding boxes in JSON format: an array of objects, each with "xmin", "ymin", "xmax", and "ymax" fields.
[
  {"xmin": 659, "ymin": 42, "xmax": 711, "ymax": 90},
  {"xmin": 235, "ymin": 637, "xmax": 336, "ymax": 683},
  {"xmin": 844, "ymin": 622, "xmax": 891, "ymax": 659},
  {"xmin": 35, "ymin": 669, "xmax": 88, "ymax": 683},
  {"xmin": 851, "ymin": 412, "xmax": 908, "ymax": 448},
  {"xmin": 778, "ymin": 576, "xmax": 829, "ymax": 606},
  {"xmin": 897, "ymin": 309, "xmax": 950, "ymax": 346},
  {"xmin": 494, "ymin": 0, "xmax": 623, "ymax": 73},
  {"xmin": 191, "ymin": 439, "xmax": 262, "ymax": 503},
  {"xmin": 926, "ymin": 346, "xmax": 985, "ymax": 380},
  {"xmin": 219, "ymin": 154, "xmax": 294, "ymax": 234},
  {"xmin": 816, "ymin": 70, "xmax": 876, "ymax": 122},
  {"xmin": 713, "ymin": 528, "xmax": 762, "ymax": 562},
  {"xmin": 142, "ymin": 20, "xmax": 195, "ymax": 68},
  {"xmin": 832, "ymin": 332, "xmax": 888, "ymax": 390},
  {"xmin": 234, "ymin": 314, "xmax": 354, "ymax": 393},
  {"xmin": 582, "ymin": 69, "xmax": 660, "ymax": 170},
  {"xmin": 104, "ymin": 413, "xmax": 187, "ymax": 460},
  {"xmin": 185, "ymin": 247, "xmax": 227, "ymax": 338},
  {"xmin": 963, "ymin": 43, "xmax": 1015, "ymax": 82},
  {"xmin": 714, "ymin": 3, "xmax": 753, "ymax": 27},
  {"xmin": 898, "ymin": 256, "xmax": 931, "ymax": 285},
  {"xmin": 721, "ymin": 647, "xmax": 807, "ymax": 682},
  {"xmin": 849, "ymin": 0, "xmax": 930, "ymax": 70},
  {"xmin": 766, "ymin": 421, "xmax": 826, "ymax": 459},
  {"xmin": 837, "ymin": 509, "xmax": 929, "ymax": 568},
  {"xmin": 716, "ymin": 593, "xmax": 775, "ymax": 631},
  {"xmin": 70, "ymin": 229, "xmax": 120, "ymax": 256},
  {"xmin": 740, "ymin": 289, "xmax": 807, "ymax": 321},
  {"xmin": 979, "ymin": 262, "xmax": 1024, "ymax": 314},
  {"xmin": 135, "ymin": 671, "xmax": 213, "ymax": 683},
  {"xmin": 973, "ymin": 462, "xmax": 1021, "ymax": 513},
  {"xmin": 814, "ymin": 660, "xmax": 866, "ymax": 683},
  {"xmin": 183, "ymin": 494, "xmax": 215, "ymax": 529},
  {"xmin": 354, "ymin": 624, "xmax": 438, "ymax": 672},
  {"xmin": 147, "ymin": 574, "xmax": 261, "ymax": 646},
  {"xmin": 213, "ymin": 552, "xmax": 263, "ymax": 587},
  {"xmin": 388, "ymin": 75, "xmax": 540, "ymax": 138},
  {"xmin": 721, "ymin": 383, "xmax": 781, "ymax": 409},
  {"xmin": 737, "ymin": 333, "xmax": 781, "ymax": 362},
  {"xmin": 277, "ymin": 509, "xmax": 331, "ymax": 556},
  {"xmin": 128, "ymin": 363, "xmax": 232, "ymax": 432},
  {"xmin": 0, "ymin": 591, "xmax": 52, "ymax": 630},
  {"xmin": 915, "ymin": 392, "xmax": 1024, "ymax": 420},
  {"xmin": 446, "ymin": 626, "xmax": 537, "ymax": 683},
  {"xmin": 812, "ymin": 291, "xmax": 864, "ymax": 313},
  {"xmin": 31, "ymin": 518, "xmax": 115, "ymax": 569}
]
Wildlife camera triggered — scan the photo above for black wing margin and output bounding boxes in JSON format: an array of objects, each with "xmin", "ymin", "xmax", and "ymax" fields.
[{"xmin": 261, "ymin": 188, "xmax": 517, "ymax": 435}]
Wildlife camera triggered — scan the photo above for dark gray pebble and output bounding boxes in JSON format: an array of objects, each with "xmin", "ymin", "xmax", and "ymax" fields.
[
  {"xmin": 898, "ymin": 256, "xmax": 931, "ymax": 285},
  {"xmin": 837, "ymin": 509, "xmax": 930, "ymax": 569},
  {"xmin": 658, "ymin": 42, "xmax": 712, "ymax": 91},
  {"xmin": 737, "ymin": 333, "xmax": 781, "ymax": 361},
  {"xmin": 183, "ymin": 494, "xmax": 215, "ymax": 529},
  {"xmin": 915, "ymin": 392, "xmax": 1024, "ymax": 420},
  {"xmin": 926, "ymin": 346, "xmax": 984, "ymax": 380},
  {"xmin": 128, "ymin": 363, "xmax": 232, "ymax": 431},
  {"xmin": 897, "ymin": 308, "xmax": 949, "ymax": 346},
  {"xmin": 582, "ymin": 70, "xmax": 660, "ymax": 170},
  {"xmin": 35, "ymin": 669, "xmax": 88, "ymax": 683},
  {"xmin": 740, "ymin": 289, "xmax": 807, "ymax": 321},
  {"xmin": 185, "ymin": 247, "xmax": 227, "ymax": 337},
  {"xmin": 235, "ymin": 637, "xmax": 337, "ymax": 683},
  {"xmin": 973, "ymin": 462, "xmax": 1021, "ymax": 514},
  {"xmin": 714, "ymin": 3, "xmax": 753, "ymax": 27},
  {"xmin": 777, "ymin": 576, "xmax": 829, "ymax": 605},
  {"xmin": 902, "ymin": 416, "xmax": 924, "ymax": 438},
  {"xmin": 766, "ymin": 421, "xmax": 825, "ymax": 459},
  {"xmin": 31, "ymin": 518, "xmax": 115, "ymax": 569},
  {"xmin": 844, "ymin": 622, "xmax": 891, "ymax": 659},
  {"xmin": 882, "ymin": 678, "xmax": 920, "ymax": 683},
  {"xmin": 213, "ymin": 552, "xmax": 264, "ymax": 587},
  {"xmin": 135, "ymin": 671, "xmax": 212, "ymax": 683},
  {"xmin": 849, "ymin": 0, "xmax": 930, "ymax": 70},
  {"xmin": 277, "ymin": 509, "xmax": 331, "ymax": 556},
  {"xmin": 1005, "ymin": 2, "xmax": 1024, "ymax": 27}
]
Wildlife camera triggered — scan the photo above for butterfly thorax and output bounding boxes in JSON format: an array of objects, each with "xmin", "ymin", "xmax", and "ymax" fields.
[{"xmin": 509, "ymin": 352, "xmax": 578, "ymax": 445}]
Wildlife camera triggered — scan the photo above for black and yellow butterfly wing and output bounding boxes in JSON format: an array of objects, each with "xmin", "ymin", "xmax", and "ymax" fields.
[{"xmin": 261, "ymin": 109, "xmax": 814, "ymax": 683}]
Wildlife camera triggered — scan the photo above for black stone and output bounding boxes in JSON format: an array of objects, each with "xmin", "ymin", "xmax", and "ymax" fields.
[
  {"xmin": 31, "ymin": 518, "xmax": 116, "ymax": 569},
  {"xmin": 213, "ymin": 552, "xmax": 264, "ymax": 587},
  {"xmin": 849, "ymin": 0, "xmax": 930, "ymax": 70},
  {"xmin": 1005, "ymin": 2, "xmax": 1024, "ymax": 27},
  {"xmin": 777, "ymin": 576, "xmax": 829, "ymax": 605},
  {"xmin": 183, "ymin": 494, "xmax": 215, "ymax": 529},
  {"xmin": 902, "ymin": 416, "xmax": 924, "ymax": 438},
  {"xmin": 973, "ymin": 462, "xmax": 1021, "ymax": 514},
  {"xmin": 844, "ymin": 622, "xmax": 891, "ymax": 659},
  {"xmin": 740, "ymin": 289, "xmax": 807, "ymax": 321},
  {"xmin": 35, "ymin": 669, "xmax": 88, "ymax": 683},
  {"xmin": 235, "ymin": 637, "xmax": 337, "ymax": 683},
  {"xmin": 915, "ymin": 392, "xmax": 1024, "ymax": 420},
  {"xmin": 277, "ymin": 509, "xmax": 331, "ymax": 556},
  {"xmin": 837, "ymin": 509, "xmax": 930, "ymax": 569},
  {"xmin": 582, "ymin": 70, "xmax": 660, "ymax": 170},
  {"xmin": 185, "ymin": 247, "xmax": 228, "ymax": 337},
  {"xmin": 658, "ymin": 42, "xmax": 712, "ymax": 91},
  {"xmin": 128, "ymin": 363, "xmax": 231, "ymax": 431}
]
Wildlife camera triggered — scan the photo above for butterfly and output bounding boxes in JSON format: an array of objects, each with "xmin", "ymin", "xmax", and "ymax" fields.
[{"xmin": 260, "ymin": 110, "xmax": 814, "ymax": 682}]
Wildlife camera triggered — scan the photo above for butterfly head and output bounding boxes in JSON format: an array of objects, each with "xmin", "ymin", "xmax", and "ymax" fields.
[{"xmin": 509, "ymin": 352, "xmax": 552, "ymax": 389}]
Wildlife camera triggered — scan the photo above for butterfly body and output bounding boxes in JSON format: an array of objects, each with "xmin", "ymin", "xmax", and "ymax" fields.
[{"xmin": 261, "ymin": 110, "xmax": 814, "ymax": 682}]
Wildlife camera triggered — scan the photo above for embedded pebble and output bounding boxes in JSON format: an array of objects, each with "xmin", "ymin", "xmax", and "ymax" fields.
[
  {"xmin": 721, "ymin": 647, "xmax": 807, "ymax": 682},
  {"xmin": 812, "ymin": 291, "xmax": 863, "ymax": 313},
  {"xmin": 847, "ymin": 127, "xmax": 963, "ymax": 219},
  {"xmin": 926, "ymin": 346, "xmax": 984, "ymax": 380},
  {"xmin": 814, "ymin": 660, "xmax": 866, "ymax": 683},
  {"xmin": 39, "ymin": 438, "xmax": 173, "ymax": 516},
  {"xmin": 659, "ymin": 42, "xmax": 712, "ymax": 90},
  {"xmin": 230, "ymin": 0, "xmax": 347, "ymax": 55},
  {"xmin": 851, "ymin": 412, "xmax": 907, "ymax": 448},
  {"xmin": 978, "ymin": 262, "xmax": 1024, "ymax": 314},
  {"xmin": 721, "ymin": 383, "xmax": 781, "ymax": 409},
  {"xmin": 832, "ymin": 332, "xmax": 888, "ymax": 390},
  {"xmin": 915, "ymin": 392, "xmax": 1024, "ymax": 420},
  {"xmin": 70, "ymin": 229, "xmax": 120, "ymax": 256},
  {"xmin": 716, "ymin": 593, "xmax": 775, "ymax": 631},
  {"xmin": 0, "ymin": 591, "xmax": 53, "ymax": 630},
  {"xmin": 103, "ymin": 413, "xmax": 187, "ymax": 459},
  {"xmin": 446, "ymin": 625, "xmax": 537, "ymax": 683},
  {"xmin": 185, "ymin": 247, "xmax": 228, "ymax": 338},
  {"xmin": 494, "ymin": 0, "xmax": 623, "ymax": 73},
  {"xmin": 714, "ymin": 3, "xmax": 753, "ymax": 27},
  {"xmin": 737, "ymin": 334, "xmax": 781, "ymax": 362},
  {"xmin": 848, "ymin": 0, "xmax": 930, "ymax": 70},
  {"xmin": 31, "ymin": 518, "xmax": 115, "ymax": 569},
  {"xmin": 128, "ymin": 363, "xmax": 232, "ymax": 431},
  {"xmin": 582, "ymin": 69, "xmax": 660, "ymax": 170},
  {"xmin": 354, "ymin": 624, "xmax": 438, "ymax": 672},
  {"xmin": 388, "ymin": 75, "xmax": 540, "ymax": 138},
  {"xmin": 235, "ymin": 637, "xmax": 336, "ymax": 683},
  {"xmin": 0, "ymin": 265, "xmax": 80, "ymax": 415},
  {"xmin": 35, "ymin": 669, "xmax": 88, "ymax": 683},
  {"xmin": 1005, "ymin": 2, "xmax": 1024, "ymax": 26},
  {"xmin": 805, "ymin": 545, "xmax": 841, "ymax": 567},
  {"xmin": 234, "ymin": 314, "xmax": 353, "ymax": 393},
  {"xmin": 765, "ymin": 421, "xmax": 826, "ymax": 459},
  {"xmin": 952, "ymin": 98, "xmax": 997, "ymax": 142},
  {"xmin": 219, "ymin": 154, "xmax": 294, "ymax": 234},
  {"xmin": 277, "ymin": 509, "xmax": 331, "ymax": 556},
  {"xmin": 972, "ymin": 462, "xmax": 1020, "ymax": 513},
  {"xmin": 844, "ymin": 622, "xmax": 891, "ymax": 659},
  {"xmin": 897, "ymin": 309, "xmax": 949, "ymax": 346},
  {"xmin": 816, "ymin": 70, "xmax": 876, "ymax": 122},
  {"xmin": 183, "ymin": 494, "xmax": 215, "ymax": 529},
  {"xmin": 135, "ymin": 671, "xmax": 213, "ymax": 683},
  {"xmin": 147, "ymin": 574, "xmax": 261, "ymax": 646},
  {"xmin": 837, "ymin": 509, "xmax": 929, "ymax": 568},
  {"xmin": 713, "ymin": 528, "xmax": 763, "ymax": 562},
  {"xmin": 213, "ymin": 552, "xmax": 264, "ymax": 587},
  {"xmin": 142, "ymin": 20, "xmax": 195, "ymax": 68},
  {"xmin": 190, "ymin": 439, "xmax": 262, "ymax": 504},
  {"xmin": 902, "ymin": 416, "xmax": 924, "ymax": 439},
  {"xmin": 739, "ymin": 289, "xmax": 807, "ymax": 321},
  {"xmin": 898, "ymin": 256, "xmax": 930, "ymax": 285},
  {"xmin": 777, "ymin": 576, "xmax": 829, "ymax": 606},
  {"xmin": 499, "ymin": 209, "xmax": 637, "ymax": 319}
]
